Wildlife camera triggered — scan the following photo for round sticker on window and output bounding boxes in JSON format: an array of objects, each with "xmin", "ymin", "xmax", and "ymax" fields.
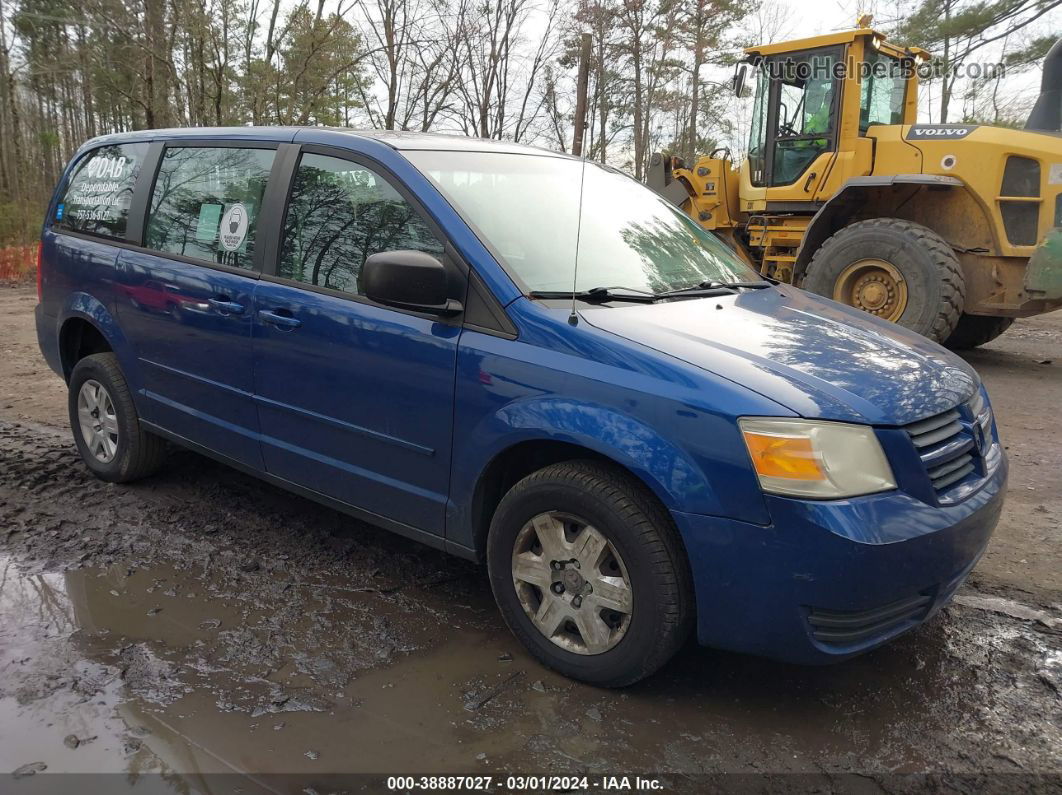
[{"xmin": 220, "ymin": 203, "xmax": 249, "ymax": 251}]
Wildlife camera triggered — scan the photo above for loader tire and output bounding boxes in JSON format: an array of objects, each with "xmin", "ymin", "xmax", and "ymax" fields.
[
  {"xmin": 802, "ymin": 218, "xmax": 965, "ymax": 344},
  {"xmin": 943, "ymin": 314, "xmax": 1014, "ymax": 349}
]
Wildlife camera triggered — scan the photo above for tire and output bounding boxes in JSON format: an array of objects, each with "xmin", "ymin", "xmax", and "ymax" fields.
[
  {"xmin": 943, "ymin": 314, "xmax": 1014, "ymax": 350},
  {"xmin": 68, "ymin": 352, "xmax": 168, "ymax": 482},
  {"xmin": 802, "ymin": 218, "xmax": 965, "ymax": 343},
  {"xmin": 486, "ymin": 460, "xmax": 693, "ymax": 687}
]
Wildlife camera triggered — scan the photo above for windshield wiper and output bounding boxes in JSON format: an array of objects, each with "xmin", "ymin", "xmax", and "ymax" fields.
[
  {"xmin": 654, "ymin": 279, "xmax": 775, "ymax": 299},
  {"xmin": 528, "ymin": 286, "xmax": 659, "ymax": 303},
  {"xmin": 709, "ymin": 279, "xmax": 774, "ymax": 289},
  {"xmin": 530, "ymin": 280, "xmax": 774, "ymax": 304}
]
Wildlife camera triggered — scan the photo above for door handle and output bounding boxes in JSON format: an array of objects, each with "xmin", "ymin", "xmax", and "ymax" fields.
[
  {"xmin": 803, "ymin": 171, "xmax": 818, "ymax": 193},
  {"xmin": 208, "ymin": 297, "xmax": 245, "ymax": 315},
  {"xmin": 258, "ymin": 309, "xmax": 302, "ymax": 330}
]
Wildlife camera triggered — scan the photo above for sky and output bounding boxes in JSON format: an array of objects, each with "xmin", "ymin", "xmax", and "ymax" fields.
[
  {"xmin": 765, "ymin": 0, "xmax": 1058, "ymax": 121},
  {"xmin": 331, "ymin": 0, "xmax": 1059, "ymax": 156}
]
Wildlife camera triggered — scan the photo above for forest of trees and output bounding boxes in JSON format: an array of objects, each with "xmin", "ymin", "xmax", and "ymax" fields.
[{"xmin": 0, "ymin": 0, "xmax": 1057, "ymax": 247}]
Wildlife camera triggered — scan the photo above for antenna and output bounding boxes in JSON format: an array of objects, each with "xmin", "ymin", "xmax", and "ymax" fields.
[
  {"xmin": 568, "ymin": 156, "xmax": 588, "ymax": 326},
  {"xmin": 569, "ymin": 32, "xmax": 592, "ymax": 327}
]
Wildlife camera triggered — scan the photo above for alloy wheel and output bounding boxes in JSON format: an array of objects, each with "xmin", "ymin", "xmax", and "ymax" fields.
[
  {"xmin": 511, "ymin": 511, "xmax": 633, "ymax": 655},
  {"xmin": 77, "ymin": 379, "xmax": 119, "ymax": 463}
]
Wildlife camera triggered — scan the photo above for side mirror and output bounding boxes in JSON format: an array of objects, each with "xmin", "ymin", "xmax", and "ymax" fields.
[
  {"xmin": 732, "ymin": 63, "xmax": 747, "ymax": 97},
  {"xmin": 362, "ymin": 250, "xmax": 463, "ymax": 317}
]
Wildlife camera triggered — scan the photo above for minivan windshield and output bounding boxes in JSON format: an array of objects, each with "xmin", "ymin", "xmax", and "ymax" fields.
[{"xmin": 406, "ymin": 151, "xmax": 760, "ymax": 295}]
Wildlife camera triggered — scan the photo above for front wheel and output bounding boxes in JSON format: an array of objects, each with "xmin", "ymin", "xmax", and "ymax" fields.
[
  {"xmin": 487, "ymin": 460, "xmax": 693, "ymax": 686},
  {"xmin": 802, "ymin": 218, "xmax": 966, "ymax": 343}
]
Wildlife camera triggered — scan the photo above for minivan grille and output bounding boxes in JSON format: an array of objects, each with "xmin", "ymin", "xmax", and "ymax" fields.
[
  {"xmin": 904, "ymin": 395, "xmax": 992, "ymax": 496},
  {"xmin": 808, "ymin": 594, "xmax": 932, "ymax": 645}
]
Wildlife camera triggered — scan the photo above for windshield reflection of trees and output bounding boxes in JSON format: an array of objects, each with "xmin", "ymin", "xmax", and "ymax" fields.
[{"xmin": 617, "ymin": 216, "xmax": 755, "ymax": 293}]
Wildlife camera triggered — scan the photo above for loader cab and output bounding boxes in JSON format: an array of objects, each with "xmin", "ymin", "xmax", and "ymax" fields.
[
  {"xmin": 739, "ymin": 28, "xmax": 919, "ymax": 209},
  {"xmin": 659, "ymin": 25, "xmax": 1061, "ymax": 345},
  {"xmin": 744, "ymin": 47, "xmax": 842, "ymax": 191}
]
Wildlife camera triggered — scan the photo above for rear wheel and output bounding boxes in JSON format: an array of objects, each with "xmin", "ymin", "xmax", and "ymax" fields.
[
  {"xmin": 68, "ymin": 353, "xmax": 168, "ymax": 482},
  {"xmin": 802, "ymin": 218, "xmax": 965, "ymax": 343},
  {"xmin": 943, "ymin": 314, "xmax": 1014, "ymax": 349},
  {"xmin": 487, "ymin": 460, "xmax": 693, "ymax": 686}
]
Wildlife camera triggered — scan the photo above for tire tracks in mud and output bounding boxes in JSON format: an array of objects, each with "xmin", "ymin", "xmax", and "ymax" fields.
[
  {"xmin": 0, "ymin": 418, "xmax": 475, "ymax": 586},
  {"xmin": 0, "ymin": 418, "xmax": 487, "ymax": 717}
]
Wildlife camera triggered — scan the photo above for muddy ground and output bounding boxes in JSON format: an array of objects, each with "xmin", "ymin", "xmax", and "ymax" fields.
[{"xmin": 1, "ymin": 284, "xmax": 1060, "ymax": 791}]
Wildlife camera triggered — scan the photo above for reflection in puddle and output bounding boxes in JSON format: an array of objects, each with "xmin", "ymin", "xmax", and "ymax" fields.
[
  {"xmin": 3, "ymin": 550, "xmax": 1060, "ymax": 785},
  {"xmin": 1, "ymin": 555, "xmax": 515, "ymax": 776}
]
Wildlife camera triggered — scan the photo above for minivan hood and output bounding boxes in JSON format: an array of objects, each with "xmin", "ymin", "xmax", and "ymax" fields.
[{"xmin": 581, "ymin": 288, "xmax": 978, "ymax": 425}]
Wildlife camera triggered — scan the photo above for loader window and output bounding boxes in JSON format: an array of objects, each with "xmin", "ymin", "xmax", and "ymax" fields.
[
  {"xmin": 769, "ymin": 48, "xmax": 839, "ymax": 186},
  {"xmin": 747, "ymin": 62, "xmax": 770, "ymax": 187},
  {"xmin": 860, "ymin": 51, "xmax": 907, "ymax": 132}
]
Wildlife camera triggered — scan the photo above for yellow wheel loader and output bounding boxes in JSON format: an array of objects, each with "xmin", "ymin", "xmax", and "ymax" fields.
[{"xmin": 649, "ymin": 22, "xmax": 1062, "ymax": 347}]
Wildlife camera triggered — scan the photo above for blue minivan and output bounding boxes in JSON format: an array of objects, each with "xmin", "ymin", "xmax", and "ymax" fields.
[{"xmin": 36, "ymin": 128, "xmax": 1006, "ymax": 685}]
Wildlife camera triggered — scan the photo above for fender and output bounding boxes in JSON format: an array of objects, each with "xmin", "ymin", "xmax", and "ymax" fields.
[
  {"xmin": 446, "ymin": 394, "xmax": 760, "ymax": 552},
  {"xmin": 58, "ymin": 292, "xmax": 140, "ymax": 392},
  {"xmin": 793, "ymin": 174, "xmax": 963, "ymax": 281}
]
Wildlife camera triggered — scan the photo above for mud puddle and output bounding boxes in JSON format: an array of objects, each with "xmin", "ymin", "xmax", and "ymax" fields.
[
  {"xmin": 1, "ymin": 420, "xmax": 1060, "ymax": 785},
  {"xmin": 4, "ymin": 551, "xmax": 1059, "ymax": 781}
]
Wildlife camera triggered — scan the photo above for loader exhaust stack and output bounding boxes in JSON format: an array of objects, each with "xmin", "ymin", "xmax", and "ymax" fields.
[{"xmin": 1025, "ymin": 38, "xmax": 1062, "ymax": 133}]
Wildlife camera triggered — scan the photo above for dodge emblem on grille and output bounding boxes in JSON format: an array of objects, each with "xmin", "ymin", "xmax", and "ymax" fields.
[{"xmin": 972, "ymin": 423, "xmax": 986, "ymax": 455}]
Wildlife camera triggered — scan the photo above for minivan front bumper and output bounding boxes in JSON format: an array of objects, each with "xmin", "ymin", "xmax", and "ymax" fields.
[{"xmin": 671, "ymin": 453, "xmax": 1007, "ymax": 664}]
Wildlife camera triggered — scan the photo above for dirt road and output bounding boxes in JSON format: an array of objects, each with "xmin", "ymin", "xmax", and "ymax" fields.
[{"xmin": 1, "ymin": 284, "xmax": 1060, "ymax": 789}]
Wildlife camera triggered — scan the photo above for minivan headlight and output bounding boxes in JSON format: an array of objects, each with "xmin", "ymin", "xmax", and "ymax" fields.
[{"xmin": 738, "ymin": 418, "xmax": 896, "ymax": 499}]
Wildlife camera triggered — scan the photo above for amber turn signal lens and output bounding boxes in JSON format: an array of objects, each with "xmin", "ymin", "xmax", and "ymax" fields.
[
  {"xmin": 742, "ymin": 431, "xmax": 826, "ymax": 481},
  {"xmin": 738, "ymin": 418, "xmax": 896, "ymax": 499}
]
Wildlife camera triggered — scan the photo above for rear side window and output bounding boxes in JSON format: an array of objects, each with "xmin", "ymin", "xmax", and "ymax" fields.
[
  {"xmin": 146, "ymin": 146, "xmax": 275, "ymax": 270},
  {"xmin": 57, "ymin": 143, "xmax": 148, "ymax": 240},
  {"xmin": 278, "ymin": 153, "xmax": 444, "ymax": 294}
]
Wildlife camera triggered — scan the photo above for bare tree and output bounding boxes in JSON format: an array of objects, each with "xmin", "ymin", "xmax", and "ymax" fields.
[{"xmin": 614, "ymin": 0, "xmax": 682, "ymax": 178}]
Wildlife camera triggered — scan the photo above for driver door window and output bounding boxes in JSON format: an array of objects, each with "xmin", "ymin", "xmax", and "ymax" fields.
[
  {"xmin": 278, "ymin": 153, "xmax": 445, "ymax": 295},
  {"xmin": 769, "ymin": 48, "xmax": 839, "ymax": 186}
]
